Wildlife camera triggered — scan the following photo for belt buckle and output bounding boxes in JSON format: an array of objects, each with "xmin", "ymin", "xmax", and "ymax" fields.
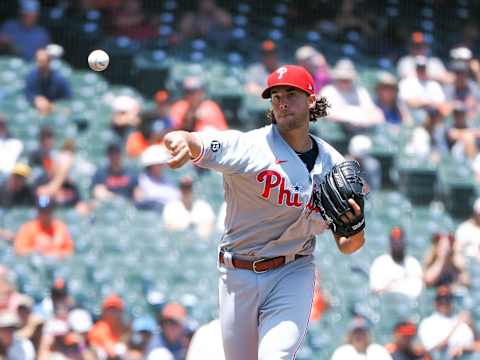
[{"xmin": 252, "ymin": 258, "xmax": 268, "ymax": 274}]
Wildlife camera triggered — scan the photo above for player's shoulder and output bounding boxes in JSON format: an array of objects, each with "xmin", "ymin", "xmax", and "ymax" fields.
[
  {"xmin": 311, "ymin": 134, "xmax": 344, "ymax": 164},
  {"xmin": 249, "ymin": 125, "xmax": 273, "ymax": 136}
]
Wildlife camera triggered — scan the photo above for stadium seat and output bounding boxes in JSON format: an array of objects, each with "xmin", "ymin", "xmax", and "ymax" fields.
[
  {"xmin": 397, "ymin": 156, "xmax": 438, "ymax": 205},
  {"xmin": 132, "ymin": 51, "xmax": 171, "ymax": 97}
]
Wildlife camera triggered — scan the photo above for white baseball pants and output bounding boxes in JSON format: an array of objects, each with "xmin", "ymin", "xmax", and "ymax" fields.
[{"xmin": 218, "ymin": 255, "xmax": 315, "ymax": 360}]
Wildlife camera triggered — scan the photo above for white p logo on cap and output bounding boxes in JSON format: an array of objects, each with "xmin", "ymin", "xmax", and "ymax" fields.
[{"xmin": 276, "ymin": 66, "xmax": 288, "ymax": 79}]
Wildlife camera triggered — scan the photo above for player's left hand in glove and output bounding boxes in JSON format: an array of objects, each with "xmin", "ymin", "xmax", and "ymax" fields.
[{"xmin": 319, "ymin": 160, "xmax": 366, "ymax": 238}]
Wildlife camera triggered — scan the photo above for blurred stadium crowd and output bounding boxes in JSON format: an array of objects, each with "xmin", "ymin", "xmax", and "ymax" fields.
[{"xmin": 1, "ymin": 0, "xmax": 480, "ymax": 359}]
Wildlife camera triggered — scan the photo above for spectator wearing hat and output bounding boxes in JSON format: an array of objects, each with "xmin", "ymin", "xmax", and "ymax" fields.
[
  {"xmin": 423, "ymin": 232, "xmax": 468, "ymax": 290},
  {"xmin": 178, "ymin": 0, "xmax": 232, "ymax": 44},
  {"xmin": 91, "ymin": 143, "xmax": 138, "ymax": 201},
  {"xmin": 66, "ymin": 308, "xmax": 96, "ymax": 360},
  {"xmin": 126, "ymin": 102, "xmax": 174, "ymax": 158},
  {"xmin": 16, "ymin": 295, "xmax": 33, "ymax": 333},
  {"xmin": 245, "ymin": 40, "xmax": 282, "ymax": 97},
  {"xmin": 15, "ymin": 294, "xmax": 43, "ymax": 352},
  {"xmin": 397, "ymin": 32, "xmax": 447, "ymax": 83},
  {"xmin": 375, "ymin": 72, "xmax": 413, "ymax": 126},
  {"xmin": 320, "ymin": 59, "xmax": 384, "ymax": 132},
  {"xmin": 24, "ymin": 48, "xmax": 72, "ymax": 116},
  {"xmin": 445, "ymin": 61, "xmax": 480, "ymax": 119},
  {"xmin": 347, "ymin": 135, "xmax": 381, "ymax": 192},
  {"xmin": 295, "ymin": 45, "xmax": 332, "ymax": 93},
  {"xmin": 170, "ymin": 77, "xmax": 227, "ymax": 132},
  {"xmin": 88, "ymin": 294, "xmax": 129, "ymax": 359},
  {"xmin": 0, "ymin": 0, "xmax": 50, "ymax": 61},
  {"xmin": 0, "ymin": 311, "xmax": 35, "ymax": 359},
  {"xmin": 163, "ymin": 177, "xmax": 215, "ymax": 239},
  {"xmin": 399, "ymin": 56, "xmax": 448, "ymax": 116},
  {"xmin": 330, "ymin": 316, "xmax": 392, "ymax": 360},
  {"xmin": 147, "ymin": 302, "xmax": 188, "ymax": 360},
  {"xmin": 0, "ymin": 116, "xmax": 23, "ymax": 176},
  {"xmin": 0, "ymin": 163, "xmax": 35, "ymax": 208},
  {"xmin": 449, "ymin": 46, "xmax": 473, "ymax": 65},
  {"xmin": 14, "ymin": 196, "xmax": 74, "ymax": 258},
  {"xmin": 134, "ymin": 144, "xmax": 180, "ymax": 212},
  {"xmin": 455, "ymin": 198, "xmax": 480, "ymax": 262},
  {"xmin": 385, "ymin": 321, "xmax": 431, "ymax": 360},
  {"xmin": 444, "ymin": 102, "xmax": 480, "ymax": 160},
  {"xmin": 418, "ymin": 286, "xmax": 474, "ymax": 358},
  {"xmin": 127, "ymin": 316, "xmax": 158, "ymax": 359},
  {"xmin": 110, "ymin": 95, "xmax": 141, "ymax": 141},
  {"xmin": 369, "ymin": 227, "xmax": 423, "ymax": 299}
]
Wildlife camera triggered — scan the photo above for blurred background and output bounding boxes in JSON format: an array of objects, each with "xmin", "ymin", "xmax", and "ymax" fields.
[{"xmin": 0, "ymin": 0, "xmax": 480, "ymax": 359}]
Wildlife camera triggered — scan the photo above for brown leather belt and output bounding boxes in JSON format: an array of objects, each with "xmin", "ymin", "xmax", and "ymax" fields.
[{"xmin": 219, "ymin": 252, "xmax": 307, "ymax": 273}]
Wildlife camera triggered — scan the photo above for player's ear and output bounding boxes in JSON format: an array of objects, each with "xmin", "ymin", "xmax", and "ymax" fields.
[{"xmin": 307, "ymin": 94, "xmax": 317, "ymax": 109}]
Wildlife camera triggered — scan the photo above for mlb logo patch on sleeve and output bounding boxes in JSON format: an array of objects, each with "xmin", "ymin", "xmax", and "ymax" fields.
[{"xmin": 211, "ymin": 140, "xmax": 221, "ymax": 152}]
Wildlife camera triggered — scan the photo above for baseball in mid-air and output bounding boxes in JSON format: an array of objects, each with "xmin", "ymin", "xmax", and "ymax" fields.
[{"xmin": 88, "ymin": 50, "xmax": 109, "ymax": 72}]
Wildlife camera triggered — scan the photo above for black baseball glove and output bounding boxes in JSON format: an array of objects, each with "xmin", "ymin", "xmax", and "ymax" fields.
[{"xmin": 319, "ymin": 160, "xmax": 366, "ymax": 237}]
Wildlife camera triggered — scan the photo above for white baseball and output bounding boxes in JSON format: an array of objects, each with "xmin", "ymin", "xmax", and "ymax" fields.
[{"xmin": 88, "ymin": 50, "xmax": 109, "ymax": 72}]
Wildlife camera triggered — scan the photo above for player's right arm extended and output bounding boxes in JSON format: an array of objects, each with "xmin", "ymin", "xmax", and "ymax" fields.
[{"xmin": 164, "ymin": 130, "xmax": 202, "ymax": 169}]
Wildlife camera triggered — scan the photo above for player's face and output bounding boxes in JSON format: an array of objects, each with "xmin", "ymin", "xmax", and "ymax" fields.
[{"xmin": 270, "ymin": 86, "xmax": 315, "ymax": 132}]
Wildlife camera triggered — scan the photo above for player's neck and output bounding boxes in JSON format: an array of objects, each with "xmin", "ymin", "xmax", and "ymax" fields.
[{"xmin": 278, "ymin": 126, "xmax": 312, "ymax": 153}]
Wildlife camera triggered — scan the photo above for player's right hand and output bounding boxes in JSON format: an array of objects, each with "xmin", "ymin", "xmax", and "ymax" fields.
[{"xmin": 164, "ymin": 131, "xmax": 193, "ymax": 169}]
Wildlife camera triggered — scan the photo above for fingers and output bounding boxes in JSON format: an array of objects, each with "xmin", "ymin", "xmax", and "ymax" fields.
[
  {"xmin": 341, "ymin": 199, "xmax": 362, "ymax": 224},
  {"xmin": 348, "ymin": 199, "xmax": 361, "ymax": 216},
  {"xmin": 167, "ymin": 147, "xmax": 191, "ymax": 168},
  {"xmin": 164, "ymin": 134, "xmax": 192, "ymax": 169}
]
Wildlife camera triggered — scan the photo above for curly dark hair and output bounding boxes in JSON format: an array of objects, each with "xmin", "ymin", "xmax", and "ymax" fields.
[{"xmin": 266, "ymin": 96, "xmax": 330, "ymax": 124}]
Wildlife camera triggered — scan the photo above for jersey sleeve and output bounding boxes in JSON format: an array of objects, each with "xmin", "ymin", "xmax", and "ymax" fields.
[{"xmin": 192, "ymin": 130, "xmax": 253, "ymax": 174}]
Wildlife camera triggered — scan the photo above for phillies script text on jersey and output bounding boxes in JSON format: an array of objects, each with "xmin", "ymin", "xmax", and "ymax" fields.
[{"xmin": 256, "ymin": 169, "xmax": 320, "ymax": 212}]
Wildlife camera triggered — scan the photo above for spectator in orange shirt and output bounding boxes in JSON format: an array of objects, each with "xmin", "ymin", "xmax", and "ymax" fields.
[
  {"xmin": 126, "ymin": 91, "xmax": 174, "ymax": 158},
  {"xmin": 170, "ymin": 77, "xmax": 228, "ymax": 132},
  {"xmin": 14, "ymin": 196, "xmax": 74, "ymax": 258},
  {"xmin": 88, "ymin": 294, "xmax": 130, "ymax": 359}
]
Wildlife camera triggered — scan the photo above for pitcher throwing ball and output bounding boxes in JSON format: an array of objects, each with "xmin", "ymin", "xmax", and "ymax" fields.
[{"xmin": 164, "ymin": 65, "xmax": 366, "ymax": 360}]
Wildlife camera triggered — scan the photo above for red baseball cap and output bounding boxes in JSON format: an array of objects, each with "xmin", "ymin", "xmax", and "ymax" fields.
[
  {"xmin": 394, "ymin": 322, "xmax": 417, "ymax": 336},
  {"xmin": 261, "ymin": 65, "xmax": 315, "ymax": 99},
  {"xmin": 161, "ymin": 303, "xmax": 187, "ymax": 322},
  {"xmin": 102, "ymin": 294, "xmax": 124, "ymax": 311}
]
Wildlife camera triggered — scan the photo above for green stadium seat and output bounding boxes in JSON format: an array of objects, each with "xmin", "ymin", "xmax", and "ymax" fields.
[
  {"xmin": 98, "ymin": 37, "xmax": 139, "ymax": 85},
  {"xmin": 314, "ymin": 121, "xmax": 349, "ymax": 155},
  {"xmin": 397, "ymin": 156, "xmax": 438, "ymax": 205},
  {"xmin": 132, "ymin": 51, "xmax": 171, "ymax": 97},
  {"xmin": 437, "ymin": 158, "xmax": 477, "ymax": 220}
]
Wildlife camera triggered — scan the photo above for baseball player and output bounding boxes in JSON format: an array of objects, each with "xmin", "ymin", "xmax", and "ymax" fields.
[{"xmin": 164, "ymin": 65, "xmax": 366, "ymax": 360}]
